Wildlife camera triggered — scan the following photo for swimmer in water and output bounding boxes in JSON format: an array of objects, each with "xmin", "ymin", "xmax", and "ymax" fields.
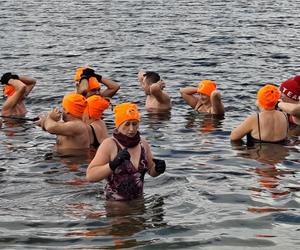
[
  {"xmin": 1, "ymin": 72, "xmax": 36, "ymax": 117},
  {"xmin": 179, "ymin": 79, "xmax": 224, "ymax": 115},
  {"xmin": 37, "ymin": 93, "xmax": 90, "ymax": 152},
  {"xmin": 86, "ymin": 102, "xmax": 166, "ymax": 201},
  {"xmin": 230, "ymin": 84, "xmax": 288, "ymax": 144},
  {"xmin": 138, "ymin": 70, "xmax": 171, "ymax": 112},
  {"xmin": 74, "ymin": 67, "xmax": 120, "ymax": 98}
]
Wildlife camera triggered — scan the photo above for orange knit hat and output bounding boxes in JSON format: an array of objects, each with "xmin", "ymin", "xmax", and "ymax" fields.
[
  {"xmin": 85, "ymin": 95, "xmax": 110, "ymax": 119},
  {"xmin": 74, "ymin": 67, "xmax": 100, "ymax": 91},
  {"xmin": 257, "ymin": 84, "xmax": 280, "ymax": 110},
  {"xmin": 3, "ymin": 85, "xmax": 15, "ymax": 96},
  {"xmin": 197, "ymin": 80, "xmax": 217, "ymax": 96},
  {"xmin": 62, "ymin": 93, "xmax": 87, "ymax": 118},
  {"xmin": 114, "ymin": 103, "xmax": 140, "ymax": 128}
]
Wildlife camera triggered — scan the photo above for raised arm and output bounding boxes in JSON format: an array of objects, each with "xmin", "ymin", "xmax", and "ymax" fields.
[
  {"xmin": 210, "ymin": 90, "xmax": 225, "ymax": 115},
  {"xmin": 100, "ymin": 77, "xmax": 120, "ymax": 98},
  {"xmin": 179, "ymin": 86, "xmax": 199, "ymax": 109},
  {"xmin": 18, "ymin": 75, "xmax": 36, "ymax": 96},
  {"xmin": 278, "ymin": 101, "xmax": 300, "ymax": 117},
  {"xmin": 1, "ymin": 79, "xmax": 26, "ymax": 115},
  {"xmin": 43, "ymin": 109, "xmax": 80, "ymax": 136},
  {"xmin": 150, "ymin": 80, "xmax": 171, "ymax": 104}
]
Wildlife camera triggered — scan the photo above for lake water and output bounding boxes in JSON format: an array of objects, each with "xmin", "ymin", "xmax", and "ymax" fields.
[{"xmin": 0, "ymin": 0, "xmax": 299, "ymax": 249}]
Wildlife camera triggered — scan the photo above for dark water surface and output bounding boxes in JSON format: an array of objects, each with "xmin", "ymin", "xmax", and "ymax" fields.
[{"xmin": 0, "ymin": 0, "xmax": 300, "ymax": 249}]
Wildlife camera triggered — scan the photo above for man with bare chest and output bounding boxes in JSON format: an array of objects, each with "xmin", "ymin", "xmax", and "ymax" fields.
[{"xmin": 138, "ymin": 70, "xmax": 171, "ymax": 112}]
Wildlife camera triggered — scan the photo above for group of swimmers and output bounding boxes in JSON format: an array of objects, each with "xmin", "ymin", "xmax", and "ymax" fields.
[{"xmin": 1, "ymin": 69, "xmax": 300, "ymax": 201}]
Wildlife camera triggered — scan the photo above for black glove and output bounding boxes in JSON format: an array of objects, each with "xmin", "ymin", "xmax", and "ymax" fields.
[
  {"xmin": 80, "ymin": 68, "xmax": 95, "ymax": 80},
  {"xmin": 153, "ymin": 158, "xmax": 166, "ymax": 174},
  {"xmin": 94, "ymin": 73, "xmax": 102, "ymax": 83},
  {"xmin": 1, "ymin": 72, "xmax": 19, "ymax": 85},
  {"xmin": 109, "ymin": 148, "xmax": 130, "ymax": 172}
]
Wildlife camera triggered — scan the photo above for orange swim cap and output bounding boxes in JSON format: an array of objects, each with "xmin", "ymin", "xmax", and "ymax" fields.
[
  {"xmin": 74, "ymin": 67, "xmax": 100, "ymax": 91},
  {"xmin": 3, "ymin": 85, "xmax": 15, "ymax": 96},
  {"xmin": 74, "ymin": 67, "xmax": 86, "ymax": 81},
  {"xmin": 88, "ymin": 77, "xmax": 100, "ymax": 91},
  {"xmin": 257, "ymin": 84, "xmax": 280, "ymax": 110},
  {"xmin": 85, "ymin": 95, "xmax": 110, "ymax": 119},
  {"xmin": 197, "ymin": 80, "xmax": 217, "ymax": 96},
  {"xmin": 62, "ymin": 93, "xmax": 88, "ymax": 118},
  {"xmin": 114, "ymin": 103, "xmax": 140, "ymax": 128}
]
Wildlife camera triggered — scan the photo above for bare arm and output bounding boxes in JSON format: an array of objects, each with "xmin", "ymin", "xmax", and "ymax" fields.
[
  {"xmin": 230, "ymin": 114, "xmax": 255, "ymax": 141},
  {"xmin": 150, "ymin": 80, "xmax": 171, "ymax": 104},
  {"xmin": 43, "ymin": 109, "xmax": 81, "ymax": 136},
  {"xmin": 141, "ymin": 139, "xmax": 160, "ymax": 177},
  {"xmin": 76, "ymin": 78, "xmax": 89, "ymax": 96},
  {"xmin": 278, "ymin": 102, "xmax": 300, "ymax": 117},
  {"xmin": 179, "ymin": 86, "xmax": 199, "ymax": 109},
  {"xmin": 100, "ymin": 77, "xmax": 120, "ymax": 98},
  {"xmin": 1, "ymin": 79, "xmax": 26, "ymax": 115},
  {"xmin": 86, "ymin": 138, "xmax": 115, "ymax": 182},
  {"xmin": 18, "ymin": 75, "xmax": 36, "ymax": 96},
  {"xmin": 210, "ymin": 90, "xmax": 225, "ymax": 115}
]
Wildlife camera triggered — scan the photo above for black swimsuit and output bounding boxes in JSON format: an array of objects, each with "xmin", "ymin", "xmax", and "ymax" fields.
[
  {"xmin": 246, "ymin": 113, "xmax": 288, "ymax": 146},
  {"xmin": 90, "ymin": 125, "xmax": 100, "ymax": 148}
]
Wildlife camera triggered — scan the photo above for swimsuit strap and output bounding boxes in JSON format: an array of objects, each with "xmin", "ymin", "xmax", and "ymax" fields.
[
  {"xmin": 257, "ymin": 113, "xmax": 261, "ymax": 142},
  {"xmin": 112, "ymin": 138, "xmax": 123, "ymax": 152},
  {"xmin": 283, "ymin": 112, "xmax": 289, "ymax": 136},
  {"xmin": 89, "ymin": 124, "xmax": 100, "ymax": 148}
]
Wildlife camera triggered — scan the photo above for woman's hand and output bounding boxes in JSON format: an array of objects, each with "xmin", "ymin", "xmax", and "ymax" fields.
[{"xmin": 48, "ymin": 108, "xmax": 61, "ymax": 121}]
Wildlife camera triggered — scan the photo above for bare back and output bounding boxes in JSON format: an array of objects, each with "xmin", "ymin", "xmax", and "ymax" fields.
[
  {"xmin": 55, "ymin": 120, "xmax": 90, "ymax": 150},
  {"xmin": 251, "ymin": 111, "xmax": 288, "ymax": 141}
]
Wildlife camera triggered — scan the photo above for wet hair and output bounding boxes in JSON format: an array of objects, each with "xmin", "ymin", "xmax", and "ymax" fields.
[{"xmin": 144, "ymin": 71, "xmax": 160, "ymax": 84}]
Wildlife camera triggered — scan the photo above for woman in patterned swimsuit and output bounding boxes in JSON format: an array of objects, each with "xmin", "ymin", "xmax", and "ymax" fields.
[{"xmin": 86, "ymin": 102, "xmax": 166, "ymax": 201}]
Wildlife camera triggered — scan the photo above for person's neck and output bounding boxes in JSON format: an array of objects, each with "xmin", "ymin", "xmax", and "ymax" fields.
[
  {"xmin": 64, "ymin": 115, "xmax": 82, "ymax": 122},
  {"xmin": 261, "ymin": 108, "xmax": 275, "ymax": 112}
]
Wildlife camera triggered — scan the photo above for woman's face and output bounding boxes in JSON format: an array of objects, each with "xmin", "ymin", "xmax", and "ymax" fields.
[
  {"xmin": 199, "ymin": 93, "xmax": 210, "ymax": 104},
  {"xmin": 281, "ymin": 93, "xmax": 298, "ymax": 104},
  {"xmin": 117, "ymin": 119, "xmax": 139, "ymax": 137}
]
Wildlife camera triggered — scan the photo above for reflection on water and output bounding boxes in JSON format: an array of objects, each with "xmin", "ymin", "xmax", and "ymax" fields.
[
  {"xmin": 184, "ymin": 111, "xmax": 224, "ymax": 134},
  {"xmin": 64, "ymin": 196, "xmax": 166, "ymax": 248},
  {"xmin": 231, "ymin": 142, "xmax": 297, "ymax": 214}
]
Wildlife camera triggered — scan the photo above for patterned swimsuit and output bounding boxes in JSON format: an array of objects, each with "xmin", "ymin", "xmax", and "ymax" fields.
[{"xmin": 105, "ymin": 139, "xmax": 149, "ymax": 201}]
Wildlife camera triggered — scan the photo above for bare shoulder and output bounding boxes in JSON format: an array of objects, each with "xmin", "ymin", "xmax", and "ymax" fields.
[{"xmin": 101, "ymin": 137, "xmax": 116, "ymax": 147}]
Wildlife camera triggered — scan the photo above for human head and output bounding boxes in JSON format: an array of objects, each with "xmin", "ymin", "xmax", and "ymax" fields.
[
  {"xmin": 257, "ymin": 84, "xmax": 280, "ymax": 110},
  {"xmin": 197, "ymin": 80, "xmax": 217, "ymax": 97},
  {"xmin": 85, "ymin": 95, "xmax": 110, "ymax": 120},
  {"xmin": 114, "ymin": 103, "xmax": 140, "ymax": 135},
  {"xmin": 62, "ymin": 93, "xmax": 87, "ymax": 119},
  {"xmin": 74, "ymin": 67, "xmax": 101, "ymax": 95},
  {"xmin": 3, "ymin": 84, "xmax": 15, "ymax": 97},
  {"xmin": 143, "ymin": 71, "xmax": 160, "ymax": 85},
  {"xmin": 279, "ymin": 75, "xmax": 300, "ymax": 103}
]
